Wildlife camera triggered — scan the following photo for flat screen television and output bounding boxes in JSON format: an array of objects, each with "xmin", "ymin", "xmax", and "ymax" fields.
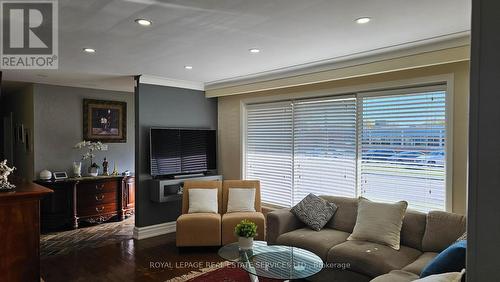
[{"xmin": 150, "ymin": 128, "xmax": 216, "ymax": 177}]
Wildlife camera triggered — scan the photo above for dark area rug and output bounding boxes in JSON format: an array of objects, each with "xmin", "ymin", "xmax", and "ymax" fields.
[{"xmin": 167, "ymin": 262, "xmax": 285, "ymax": 282}]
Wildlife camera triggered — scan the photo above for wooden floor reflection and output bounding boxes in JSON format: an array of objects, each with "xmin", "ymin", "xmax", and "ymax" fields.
[{"xmin": 41, "ymin": 233, "xmax": 224, "ymax": 282}]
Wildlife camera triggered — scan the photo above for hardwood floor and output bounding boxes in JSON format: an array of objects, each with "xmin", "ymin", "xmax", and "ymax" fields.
[{"xmin": 41, "ymin": 233, "xmax": 224, "ymax": 282}]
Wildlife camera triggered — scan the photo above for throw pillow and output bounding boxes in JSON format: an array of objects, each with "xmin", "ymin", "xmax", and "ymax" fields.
[
  {"xmin": 456, "ymin": 232, "xmax": 467, "ymax": 242},
  {"xmin": 415, "ymin": 269, "xmax": 465, "ymax": 282},
  {"xmin": 420, "ymin": 240, "xmax": 466, "ymax": 278},
  {"xmin": 291, "ymin": 193, "xmax": 337, "ymax": 231},
  {"xmin": 227, "ymin": 188, "xmax": 256, "ymax": 213},
  {"xmin": 188, "ymin": 189, "xmax": 218, "ymax": 213},
  {"xmin": 347, "ymin": 197, "xmax": 408, "ymax": 250}
]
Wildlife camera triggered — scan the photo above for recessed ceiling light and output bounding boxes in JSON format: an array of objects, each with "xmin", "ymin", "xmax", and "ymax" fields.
[
  {"xmin": 249, "ymin": 48, "xmax": 261, "ymax": 54},
  {"xmin": 184, "ymin": 65, "xmax": 193, "ymax": 70},
  {"xmin": 355, "ymin": 17, "xmax": 371, "ymax": 24},
  {"xmin": 83, "ymin": 48, "xmax": 96, "ymax": 53},
  {"xmin": 135, "ymin": 18, "xmax": 152, "ymax": 26}
]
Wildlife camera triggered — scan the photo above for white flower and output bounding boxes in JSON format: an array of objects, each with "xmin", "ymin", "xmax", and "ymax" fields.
[{"xmin": 73, "ymin": 140, "xmax": 106, "ymax": 160}]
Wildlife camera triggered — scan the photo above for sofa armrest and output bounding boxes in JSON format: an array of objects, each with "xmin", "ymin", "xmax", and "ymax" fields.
[{"xmin": 266, "ymin": 208, "xmax": 304, "ymax": 245}]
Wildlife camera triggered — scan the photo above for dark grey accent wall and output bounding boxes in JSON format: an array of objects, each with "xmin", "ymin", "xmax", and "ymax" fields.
[
  {"xmin": 1, "ymin": 85, "xmax": 35, "ymax": 180},
  {"xmin": 468, "ymin": 0, "xmax": 500, "ymax": 280},
  {"xmin": 33, "ymin": 84, "xmax": 135, "ymax": 176},
  {"xmin": 135, "ymin": 82, "xmax": 217, "ymax": 228}
]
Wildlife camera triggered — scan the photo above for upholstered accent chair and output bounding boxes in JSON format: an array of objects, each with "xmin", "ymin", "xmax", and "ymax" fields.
[
  {"xmin": 221, "ymin": 180, "xmax": 266, "ymax": 245},
  {"xmin": 176, "ymin": 180, "xmax": 222, "ymax": 247}
]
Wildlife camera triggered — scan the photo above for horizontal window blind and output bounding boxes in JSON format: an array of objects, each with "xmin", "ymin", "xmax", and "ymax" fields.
[
  {"xmin": 244, "ymin": 86, "xmax": 448, "ymax": 212},
  {"xmin": 293, "ymin": 97, "xmax": 357, "ymax": 203},
  {"xmin": 245, "ymin": 102, "xmax": 293, "ymax": 207},
  {"xmin": 359, "ymin": 90, "xmax": 447, "ymax": 211}
]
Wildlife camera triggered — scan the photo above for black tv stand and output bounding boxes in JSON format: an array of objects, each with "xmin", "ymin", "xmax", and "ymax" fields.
[{"xmin": 150, "ymin": 174, "xmax": 223, "ymax": 203}]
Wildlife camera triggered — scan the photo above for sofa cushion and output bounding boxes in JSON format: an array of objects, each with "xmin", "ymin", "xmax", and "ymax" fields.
[
  {"xmin": 401, "ymin": 210, "xmax": 427, "ymax": 251},
  {"xmin": 415, "ymin": 270, "xmax": 465, "ymax": 282},
  {"xmin": 320, "ymin": 195, "xmax": 358, "ymax": 233},
  {"xmin": 370, "ymin": 270, "xmax": 419, "ymax": 282},
  {"xmin": 328, "ymin": 241, "xmax": 422, "ymax": 277},
  {"xmin": 266, "ymin": 208, "xmax": 305, "ymax": 245},
  {"xmin": 276, "ymin": 227, "xmax": 349, "ymax": 261},
  {"xmin": 176, "ymin": 213, "xmax": 221, "ymax": 246},
  {"xmin": 422, "ymin": 211, "xmax": 466, "ymax": 252},
  {"xmin": 347, "ymin": 198, "xmax": 408, "ymax": 250},
  {"xmin": 402, "ymin": 252, "xmax": 439, "ymax": 275},
  {"xmin": 420, "ymin": 240, "xmax": 466, "ymax": 278},
  {"xmin": 291, "ymin": 193, "xmax": 337, "ymax": 231}
]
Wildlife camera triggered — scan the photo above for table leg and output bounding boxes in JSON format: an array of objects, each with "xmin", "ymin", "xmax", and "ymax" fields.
[{"xmin": 248, "ymin": 273, "xmax": 259, "ymax": 282}]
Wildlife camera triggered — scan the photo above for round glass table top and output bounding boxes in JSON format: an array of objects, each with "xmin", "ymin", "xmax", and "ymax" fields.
[{"xmin": 218, "ymin": 241, "xmax": 323, "ymax": 280}]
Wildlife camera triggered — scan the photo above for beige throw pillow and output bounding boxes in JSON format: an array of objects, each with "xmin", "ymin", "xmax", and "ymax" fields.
[
  {"xmin": 227, "ymin": 188, "xmax": 256, "ymax": 213},
  {"xmin": 188, "ymin": 189, "xmax": 218, "ymax": 213},
  {"xmin": 347, "ymin": 197, "xmax": 408, "ymax": 250}
]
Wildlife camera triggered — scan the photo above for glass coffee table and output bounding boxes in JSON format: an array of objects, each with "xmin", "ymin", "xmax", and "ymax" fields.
[{"xmin": 218, "ymin": 241, "xmax": 323, "ymax": 281}]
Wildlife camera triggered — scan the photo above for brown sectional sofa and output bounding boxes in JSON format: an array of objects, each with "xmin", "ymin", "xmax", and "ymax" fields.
[{"xmin": 266, "ymin": 196, "xmax": 466, "ymax": 282}]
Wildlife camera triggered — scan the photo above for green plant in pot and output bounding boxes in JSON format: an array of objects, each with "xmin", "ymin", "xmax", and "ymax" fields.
[{"xmin": 234, "ymin": 219, "xmax": 258, "ymax": 250}]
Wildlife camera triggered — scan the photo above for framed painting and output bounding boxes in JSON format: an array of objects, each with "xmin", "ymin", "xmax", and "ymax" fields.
[{"xmin": 83, "ymin": 99, "xmax": 127, "ymax": 143}]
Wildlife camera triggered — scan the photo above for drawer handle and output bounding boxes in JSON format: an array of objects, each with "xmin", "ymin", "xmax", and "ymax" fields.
[
  {"xmin": 95, "ymin": 194, "xmax": 105, "ymax": 201},
  {"xmin": 96, "ymin": 206, "xmax": 105, "ymax": 212},
  {"xmin": 96, "ymin": 184, "xmax": 104, "ymax": 191}
]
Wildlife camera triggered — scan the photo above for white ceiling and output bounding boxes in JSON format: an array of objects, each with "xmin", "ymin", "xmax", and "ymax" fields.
[{"xmin": 2, "ymin": 0, "xmax": 471, "ymax": 92}]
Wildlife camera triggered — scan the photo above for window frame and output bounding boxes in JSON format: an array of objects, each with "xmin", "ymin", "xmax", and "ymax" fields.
[{"xmin": 241, "ymin": 75, "xmax": 454, "ymax": 212}]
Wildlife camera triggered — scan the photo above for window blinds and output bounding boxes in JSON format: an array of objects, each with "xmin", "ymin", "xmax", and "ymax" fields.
[
  {"xmin": 359, "ymin": 90, "xmax": 447, "ymax": 211},
  {"xmin": 245, "ymin": 86, "xmax": 448, "ymax": 212},
  {"xmin": 245, "ymin": 102, "xmax": 293, "ymax": 207},
  {"xmin": 293, "ymin": 97, "xmax": 357, "ymax": 204}
]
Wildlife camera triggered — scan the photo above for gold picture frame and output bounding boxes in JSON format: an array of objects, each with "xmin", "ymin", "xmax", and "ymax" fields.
[{"xmin": 83, "ymin": 99, "xmax": 127, "ymax": 143}]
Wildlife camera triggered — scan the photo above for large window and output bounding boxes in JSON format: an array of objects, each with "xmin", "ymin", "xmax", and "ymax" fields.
[{"xmin": 244, "ymin": 86, "xmax": 449, "ymax": 212}]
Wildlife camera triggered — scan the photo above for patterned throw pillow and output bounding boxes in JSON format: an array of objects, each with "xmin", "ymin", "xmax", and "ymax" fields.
[
  {"xmin": 456, "ymin": 232, "xmax": 467, "ymax": 242},
  {"xmin": 291, "ymin": 194, "xmax": 337, "ymax": 231}
]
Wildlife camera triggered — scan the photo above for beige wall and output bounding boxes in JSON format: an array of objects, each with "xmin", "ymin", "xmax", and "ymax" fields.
[{"xmin": 218, "ymin": 61, "xmax": 469, "ymax": 214}]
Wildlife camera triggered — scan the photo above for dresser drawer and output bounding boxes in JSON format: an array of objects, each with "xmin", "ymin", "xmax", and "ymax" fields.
[
  {"xmin": 78, "ymin": 181, "xmax": 118, "ymax": 195},
  {"xmin": 78, "ymin": 203, "xmax": 117, "ymax": 217},
  {"xmin": 78, "ymin": 191, "xmax": 117, "ymax": 207}
]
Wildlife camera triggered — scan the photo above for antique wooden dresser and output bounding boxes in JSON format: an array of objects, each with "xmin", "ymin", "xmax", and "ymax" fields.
[
  {"xmin": 35, "ymin": 175, "xmax": 134, "ymax": 232},
  {"xmin": 0, "ymin": 180, "xmax": 52, "ymax": 281}
]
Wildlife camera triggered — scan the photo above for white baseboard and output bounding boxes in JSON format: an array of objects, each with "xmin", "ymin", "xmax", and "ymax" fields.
[{"xmin": 133, "ymin": 221, "xmax": 176, "ymax": 240}]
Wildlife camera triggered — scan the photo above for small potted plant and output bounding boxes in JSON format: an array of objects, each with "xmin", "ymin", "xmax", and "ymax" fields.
[{"xmin": 234, "ymin": 219, "xmax": 258, "ymax": 250}]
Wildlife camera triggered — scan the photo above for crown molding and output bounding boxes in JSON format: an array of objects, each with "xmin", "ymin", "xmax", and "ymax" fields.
[
  {"xmin": 140, "ymin": 74, "xmax": 205, "ymax": 91},
  {"xmin": 205, "ymin": 31, "xmax": 470, "ymax": 92}
]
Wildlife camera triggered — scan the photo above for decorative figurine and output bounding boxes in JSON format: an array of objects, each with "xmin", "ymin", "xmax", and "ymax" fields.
[
  {"xmin": 102, "ymin": 157, "xmax": 109, "ymax": 176},
  {"xmin": 111, "ymin": 162, "xmax": 119, "ymax": 176},
  {"xmin": 0, "ymin": 160, "xmax": 16, "ymax": 191}
]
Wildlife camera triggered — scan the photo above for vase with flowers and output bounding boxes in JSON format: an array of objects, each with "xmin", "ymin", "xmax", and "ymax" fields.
[{"xmin": 74, "ymin": 141, "xmax": 107, "ymax": 177}]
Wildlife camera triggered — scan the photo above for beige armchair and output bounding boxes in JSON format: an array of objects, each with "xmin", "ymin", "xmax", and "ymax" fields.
[
  {"xmin": 176, "ymin": 180, "xmax": 222, "ymax": 247},
  {"xmin": 221, "ymin": 180, "xmax": 266, "ymax": 245}
]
